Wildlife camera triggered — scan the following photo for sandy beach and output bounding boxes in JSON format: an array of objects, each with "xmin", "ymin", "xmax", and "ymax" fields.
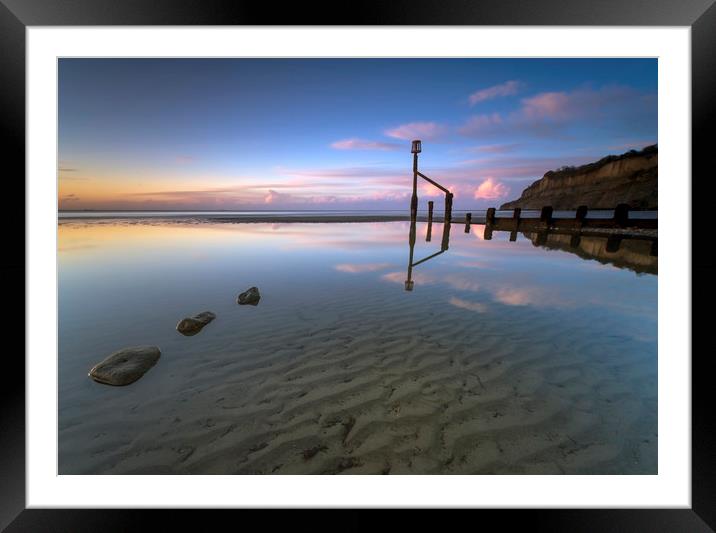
[{"xmin": 58, "ymin": 220, "xmax": 657, "ymax": 475}]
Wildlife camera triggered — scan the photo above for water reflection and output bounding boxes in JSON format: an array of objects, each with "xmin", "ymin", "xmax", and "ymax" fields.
[
  {"xmin": 523, "ymin": 231, "xmax": 658, "ymax": 275},
  {"xmin": 404, "ymin": 219, "xmax": 451, "ymax": 291},
  {"xmin": 403, "ymin": 219, "xmax": 657, "ymax": 292},
  {"xmin": 59, "ymin": 219, "xmax": 657, "ymax": 475}
]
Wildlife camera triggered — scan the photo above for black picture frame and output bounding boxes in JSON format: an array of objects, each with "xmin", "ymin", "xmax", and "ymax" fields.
[{"xmin": 3, "ymin": 0, "xmax": 713, "ymax": 530}]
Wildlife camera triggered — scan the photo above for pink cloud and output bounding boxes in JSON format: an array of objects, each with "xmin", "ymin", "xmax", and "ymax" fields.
[
  {"xmin": 468, "ymin": 80, "xmax": 521, "ymax": 106},
  {"xmin": 459, "ymin": 85, "xmax": 656, "ymax": 139},
  {"xmin": 330, "ymin": 138, "xmax": 401, "ymax": 151},
  {"xmin": 474, "ymin": 177, "xmax": 509, "ymax": 200},
  {"xmin": 384, "ymin": 121, "xmax": 447, "ymax": 141},
  {"xmin": 521, "ymin": 91, "xmax": 571, "ymax": 120},
  {"xmin": 264, "ymin": 189, "xmax": 280, "ymax": 204},
  {"xmin": 469, "ymin": 143, "xmax": 520, "ymax": 154}
]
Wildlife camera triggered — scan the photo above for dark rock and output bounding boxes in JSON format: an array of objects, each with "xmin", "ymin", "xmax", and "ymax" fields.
[
  {"xmin": 176, "ymin": 311, "xmax": 216, "ymax": 336},
  {"xmin": 237, "ymin": 286, "xmax": 261, "ymax": 306},
  {"xmin": 88, "ymin": 346, "xmax": 161, "ymax": 386}
]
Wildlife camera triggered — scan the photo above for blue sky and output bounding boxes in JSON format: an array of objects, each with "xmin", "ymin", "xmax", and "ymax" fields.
[{"xmin": 58, "ymin": 58, "xmax": 657, "ymax": 210}]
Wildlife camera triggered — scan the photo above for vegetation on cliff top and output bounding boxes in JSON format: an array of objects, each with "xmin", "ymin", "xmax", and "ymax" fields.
[{"xmin": 543, "ymin": 144, "xmax": 657, "ymax": 182}]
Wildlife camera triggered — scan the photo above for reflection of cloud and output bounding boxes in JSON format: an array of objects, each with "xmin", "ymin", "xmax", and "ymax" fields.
[
  {"xmin": 493, "ymin": 287, "xmax": 535, "ymax": 306},
  {"xmin": 335, "ymin": 262, "xmax": 393, "ymax": 273},
  {"xmin": 58, "ymin": 243, "xmax": 96, "ymax": 253},
  {"xmin": 468, "ymin": 80, "xmax": 522, "ymax": 106},
  {"xmin": 449, "ymin": 297, "xmax": 488, "ymax": 313},
  {"xmin": 443, "ymin": 274, "xmax": 481, "ymax": 292},
  {"xmin": 382, "ymin": 271, "xmax": 435, "ymax": 285},
  {"xmin": 331, "ymin": 138, "xmax": 401, "ymax": 151},
  {"xmin": 385, "ymin": 121, "xmax": 447, "ymax": 141},
  {"xmin": 457, "ymin": 260, "xmax": 494, "ymax": 269},
  {"xmin": 474, "ymin": 177, "xmax": 509, "ymax": 200}
]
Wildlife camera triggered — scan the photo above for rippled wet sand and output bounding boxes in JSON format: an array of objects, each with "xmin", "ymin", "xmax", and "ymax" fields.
[{"xmin": 58, "ymin": 220, "xmax": 657, "ymax": 474}]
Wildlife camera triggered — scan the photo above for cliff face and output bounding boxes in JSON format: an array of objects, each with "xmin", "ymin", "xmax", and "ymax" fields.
[{"xmin": 500, "ymin": 145, "xmax": 657, "ymax": 210}]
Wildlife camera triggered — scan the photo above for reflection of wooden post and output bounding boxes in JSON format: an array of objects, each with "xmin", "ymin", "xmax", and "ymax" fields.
[
  {"xmin": 614, "ymin": 203, "xmax": 630, "ymax": 228},
  {"xmin": 650, "ymin": 240, "xmax": 658, "ymax": 257},
  {"xmin": 405, "ymin": 218, "xmax": 416, "ymax": 291},
  {"xmin": 535, "ymin": 231, "xmax": 548, "ymax": 246},
  {"xmin": 444, "ymin": 193, "xmax": 454, "ymax": 224},
  {"xmin": 576, "ymin": 205, "xmax": 588, "ymax": 225},
  {"xmin": 540, "ymin": 206, "xmax": 553, "ymax": 226},
  {"xmin": 510, "ymin": 207, "xmax": 521, "ymax": 241},
  {"xmin": 606, "ymin": 235, "xmax": 621, "ymax": 253},
  {"xmin": 570, "ymin": 234, "xmax": 581, "ymax": 248},
  {"xmin": 486, "ymin": 207, "xmax": 496, "ymax": 225},
  {"xmin": 441, "ymin": 221, "xmax": 452, "ymax": 251},
  {"xmin": 484, "ymin": 226, "xmax": 493, "ymax": 240},
  {"xmin": 464, "ymin": 212, "xmax": 472, "ymax": 233}
]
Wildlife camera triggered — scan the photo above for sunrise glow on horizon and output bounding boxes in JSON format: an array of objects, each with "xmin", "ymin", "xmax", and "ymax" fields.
[{"xmin": 58, "ymin": 58, "xmax": 657, "ymax": 211}]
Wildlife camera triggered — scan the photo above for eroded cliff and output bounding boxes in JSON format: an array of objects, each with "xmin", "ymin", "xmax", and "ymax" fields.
[{"xmin": 500, "ymin": 145, "xmax": 657, "ymax": 210}]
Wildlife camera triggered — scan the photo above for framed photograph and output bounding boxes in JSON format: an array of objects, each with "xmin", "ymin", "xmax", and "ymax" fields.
[{"xmin": 4, "ymin": 0, "xmax": 713, "ymax": 529}]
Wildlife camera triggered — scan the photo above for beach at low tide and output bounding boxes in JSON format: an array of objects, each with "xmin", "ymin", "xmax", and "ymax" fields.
[{"xmin": 58, "ymin": 219, "xmax": 657, "ymax": 474}]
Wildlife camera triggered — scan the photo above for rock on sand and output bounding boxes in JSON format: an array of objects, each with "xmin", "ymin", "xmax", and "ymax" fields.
[
  {"xmin": 88, "ymin": 346, "xmax": 161, "ymax": 386},
  {"xmin": 176, "ymin": 311, "xmax": 216, "ymax": 336},
  {"xmin": 237, "ymin": 286, "xmax": 261, "ymax": 306}
]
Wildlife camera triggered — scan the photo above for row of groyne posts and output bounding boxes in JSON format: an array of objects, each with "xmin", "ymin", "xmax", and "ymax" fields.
[
  {"xmin": 404, "ymin": 140, "xmax": 657, "ymax": 290},
  {"xmin": 408, "ymin": 139, "xmax": 657, "ymax": 237}
]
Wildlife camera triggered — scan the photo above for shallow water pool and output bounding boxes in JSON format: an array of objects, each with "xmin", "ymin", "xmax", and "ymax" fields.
[{"xmin": 58, "ymin": 220, "xmax": 657, "ymax": 474}]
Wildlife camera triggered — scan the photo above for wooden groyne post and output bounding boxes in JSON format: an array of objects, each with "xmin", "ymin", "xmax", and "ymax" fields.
[
  {"xmin": 410, "ymin": 140, "xmax": 421, "ymax": 219},
  {"xmin": 486, "ymin": 204, "xmax": 656, "ymax": 231},
  {"xmin": 445, "ymin": 193, "xmax": 454, "ymax": 223},
  {"xmin": 486, "ymin": 207, "xmax": 496, "ymax": 225},
  {"xmin": 410, "ymin": 140, "xmax": 453, "ymax": 224},
  {"xmin": 464, "ymin": 212, "xmax": 472, "ymax": 233}
]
